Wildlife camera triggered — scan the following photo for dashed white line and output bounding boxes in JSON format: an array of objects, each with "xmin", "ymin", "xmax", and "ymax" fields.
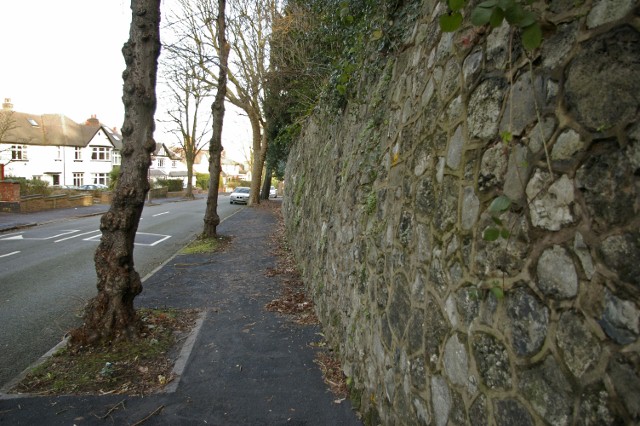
[
  {"xmin": 0, "ymin": 251, "xmax": 20, "ymax": 258},
  {"xmin": 153, "ymin": 211, "xmax": 170, "ymax": 217},
  {"xmin": 55, "ymin": 230, "xmax": 101, "ymax": 243}
]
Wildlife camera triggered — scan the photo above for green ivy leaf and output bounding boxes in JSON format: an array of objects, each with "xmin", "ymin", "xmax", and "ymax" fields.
[
  {"xmin": 504, "ymin": 3, "xmax": 525, "ymax": 25},
  {"xmin": 491, "ymin": 216, "xmax": 503, "ymax": 226},
  {"xmin": 439, "ymin": 12, "xmax": 463, "ymax": 32},
  {"xmin": 448, "ymin": 0, "xmax": 466, "ymax": 12},
  {"xmin": 489, "ymin": 7, "xmax": 505, "ymax": 28},
  {"xmin": 483, "ymin": 227, "xmax": 501, "ymax": 241},
  {"xmin": 490, "ymin": 285, "xmax": 505, "ymax": 299},
  {"xmin": 489, "ymin": 195, "xmax": 511, "ymax": 213},
  {"xmin": 336, "ymin": 84, "xmax": 347, "ymax": 96},
  {"xmin": 521, "ymin": 22, "xmax": 542, "ymax": 50},
  {"xmin": 519, "ymin": 10, "xmax": 537, "ymax": 27},
  {"xmin": 478, "ymin": 0, "xmax": 499, "ymax": 8},
  {"xmin": 500, "ymin": 228, "xmax": 510, "ymax": 239},
  {"xmin": 470, "ymin": 5, "xmax": 493, "ymax": 26}
]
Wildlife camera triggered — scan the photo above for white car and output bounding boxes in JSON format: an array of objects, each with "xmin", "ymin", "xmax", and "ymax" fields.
[
  {"xmin": 269, "ymin": 186, "xmax": 277, "ymax": 198},
  {"xmin": 230, "ymin": 187, "xmax": 250, "ymax": 204}
]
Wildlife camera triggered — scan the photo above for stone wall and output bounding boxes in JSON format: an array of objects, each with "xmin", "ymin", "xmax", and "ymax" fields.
[{"xmin": 283, "ymin": 1, "xmax": 639, "ymax": 424}]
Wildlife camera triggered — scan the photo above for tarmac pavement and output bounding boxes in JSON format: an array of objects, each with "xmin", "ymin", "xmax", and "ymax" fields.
[{"xmin": 0, "ymin": 200, "xmax": 362, "ymax": 425}]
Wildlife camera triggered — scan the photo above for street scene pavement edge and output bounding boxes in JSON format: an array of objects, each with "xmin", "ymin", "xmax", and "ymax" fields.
[{"xmin": 0, "ymin": 199, "xmax": 362, "ymax": 425}]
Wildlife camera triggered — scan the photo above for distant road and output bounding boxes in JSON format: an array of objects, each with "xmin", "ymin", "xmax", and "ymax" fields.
[{"xmin": 0, "ymin": 196, "xmax": 241, "ymax": 388}]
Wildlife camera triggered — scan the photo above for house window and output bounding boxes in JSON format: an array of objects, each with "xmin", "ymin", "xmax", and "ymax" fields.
[
  {"xmin": 91, "ymin": 147, "xmax": 110, "ymax": 161},
  {"xmin": 171, "ymin": 160, "xmax": 177, "ymax": 168},
  {"xmin": 55, "ymin": 146, "xmax": 62, "ymax": 161},
  {"xmin": 74, "ymin": 147, "xmax": 82, "ymax": 160},
  {"xmin": 113, "ymin": 151, "xmax": 121, "ymax": 165},
  {"xmin": 157, "ymin": 158, "xmax": 165, "ymax": 168},
  {"xmin": 92, "ymin": 173, "xmax": 109, "ymax": 186},
  {"xmin": 11, "ymin": 145, "xmax": 27, "ymax": 161},
  {"xmin": 73, "ymin": 173, "xmax": 84, "ymax": 187},
  {"xmin": 52, "ymin": 174, "xmax": 60, "ymax": 185}
]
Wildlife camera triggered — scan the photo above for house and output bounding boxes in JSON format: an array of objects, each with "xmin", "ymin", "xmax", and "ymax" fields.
[
  {"xmin": 0, "ymin": 99, "xmax": 121, "ymax": 187},
  {"xmin": 149, "ymin": 142, "xmax": 191, "ymax": 187}
]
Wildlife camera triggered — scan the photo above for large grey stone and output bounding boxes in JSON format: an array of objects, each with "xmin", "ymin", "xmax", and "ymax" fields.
[
  {"xmin": 468, "ymin": 78, "xmax": 507, "ymax": 139},
  {"xmin": 479, "ymin": 143, "xmax": 507, "ymax": 190},
  {"xmin": 456, "ymin": 286, "xmax": 480, "ymax": 327},
  {"xmin": 565, "ymin": 26, "xmax": 640, "ymax": 130},
  {"xmin": 461, "ymin": 186, "xmax": 480, "ymax": 230},
  {"xmin": 526, "ymin": 171, "xmax": 575, "ymax": 231},
  {"xmin": 556, "ymin": 311, "xmax": 601, "ymax": 378},
  {"xmin": 587, "ymin": 0, "xmax": 637, "ymax": 28},
  {"xmin": 536, "ymin": 245, "xmax": 578, "ymax": 299},
  {"xmin": 446, "ymin": 125, "xmax": 464, "ymax": 170},
  {"xmin": 519, "ymin": 356, "xmax": 574, "ymax": 425},
  {"xmin": 443, "ymin": 334, "xmax": 469, "ymax": 387},
  {"xmin": 463, "ymin": 49, "xmax": 483, "ymax": 84},
  {"xmin": 599, "ymin": 288, "xmax": 639, "ymax": 345},
  {"xmin": 472, "ymin": 332, "xmax": 512, "ymax": 390},
  {"xmin": 551, "ymin": 128, "xmax": 586, "ymax": 161},
  {"xmin": 424, "ymin": 297, "xmax": 449, "ymax": 371},
  {"xmin": 527, "ymin": 117, "xmax": 556, "ymax": 154},
  {"xmin": 469, "ymin": 394, "xmax": 488, "ymax": 426},
  {"xmin": 387, "ymin": 273, "xmax": 411, "ymax": 340},
  {"xmin": 494, "ymin": 399, "xmax": 534, "ymax": 426},
  {"xmin": 503, "ymin": 144, "xmax": 532, "ymax": 202},
  {"xmin": 576, "ymin": 149, "xmax": 637, "ymax": 230},
  {"xmin": 598, "ymin": 232, "xmax": 640, "ymax": 287},
  {"xmin": 499, "ymin": 72, "xmax": 546, "ymax": 136},
  {"xmin": 608, "ymin": 355, "xmax": 640, "ymax": 418},
  {"xmin": 506, "ymin": 287, "xmax": 549, "ymax": 357},
  {"xmin": 577, "ymin": 383, "xmax": 619, "ymax": 425},
  {"xmin": 431, "ymin": 375, "xmax": 452, "ymax": 426},
  {"xmin": 542, "ymin": 22, "xmax": 579, "ymax": 70},
  {"xmin": 573, "ymin": 232, "xmax": 595, "ymax": 279}
]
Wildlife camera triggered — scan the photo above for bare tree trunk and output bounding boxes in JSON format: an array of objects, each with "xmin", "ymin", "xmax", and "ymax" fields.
[
  {"xmin": 71, "ymin": 0, "xmax": 161, "ymax": 345},
  {"xmin": 260, "ymin": 164, "xmax": 272, "ymax": 200},
  {"xmin": 185, "ymin": 155, "xmax": 194, "ymax": 198},
  {"xmin": 203, "ymin": 0, "xmax": 229, "ymax": 238},
  {"xmin": 248, "ymin": 111, "xmax": 266, "ymax": 205}
]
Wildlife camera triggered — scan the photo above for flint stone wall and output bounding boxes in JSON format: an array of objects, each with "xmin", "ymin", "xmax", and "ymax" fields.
[{"xmin": 283, "ymin": 1, "xmax": 640, "ymax": 424}]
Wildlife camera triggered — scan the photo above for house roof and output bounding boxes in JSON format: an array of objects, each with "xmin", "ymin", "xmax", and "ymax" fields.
[
  {"xmin": 0, "ymin": 109, "xmax": 121, "ymax": 149},
  {"xmin": 153, "ymin": 142, "xmax": 179, "ymax": 160}
]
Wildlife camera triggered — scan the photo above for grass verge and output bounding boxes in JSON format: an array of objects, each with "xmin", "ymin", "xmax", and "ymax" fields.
[
  {"xmin": 12, "ymin": 308, "xmax": 198, "ymax": 396},
  {"xmin": 180, "ymin": 235, "xmax": 233, "ymax": 255}
]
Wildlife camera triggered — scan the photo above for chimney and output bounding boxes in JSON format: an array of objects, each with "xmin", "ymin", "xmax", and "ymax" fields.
[
  {"xmin": 85, "ymin": 114, "xmax": 100, "ymax": 126},
  {"xmin": 2, "ymin": 98, "xmax": 13, "ymax": 110}
]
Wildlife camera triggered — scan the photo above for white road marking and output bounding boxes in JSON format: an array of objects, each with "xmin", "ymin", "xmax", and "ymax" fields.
[
  {"xmin": 152, "ymin": 211, "xmax": 170, "ymax": 217},
  {"xmin": 0, "ymin": 232, "xmax": 24, "ymax": 240},
  {"xmin": 55, "ymin": 230, "xmax": 101, "ymax": 243},
  {"xmin": 0, "ymin": 251, "xmax": 20, "ymax": 258},
  {"xmin": 135, "ymin": 232, "xmax": 172, "ymax": 246},
  {"xmin": 3, "ymin": 230, "xmax": 80, "ymax": 241}
]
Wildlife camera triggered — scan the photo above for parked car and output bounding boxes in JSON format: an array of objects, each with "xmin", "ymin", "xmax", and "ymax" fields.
[
  {"xmin": 230, "ymin": 187, "xmax": 250, "ymax": 204},
  {"xmin": 79, "ymin": 184, "xmax": 108, "ymax": 191},
  {"xmin": 269, "ymin": 186, "xmax": 277, "ymax": 198}
]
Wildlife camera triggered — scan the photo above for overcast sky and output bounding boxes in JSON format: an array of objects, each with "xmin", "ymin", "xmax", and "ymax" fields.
[{"xmin": 0, "ymin": 0, "xmax": 250, "ymax": 162}]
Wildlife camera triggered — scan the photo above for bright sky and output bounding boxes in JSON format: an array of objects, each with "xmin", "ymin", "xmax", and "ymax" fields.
[{"xmin": 0, "ymin": 0, "xmax": 250, "ymax": 162}]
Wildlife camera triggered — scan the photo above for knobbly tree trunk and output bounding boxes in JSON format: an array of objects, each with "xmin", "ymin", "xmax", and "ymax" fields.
[
  {"xmin": 260, "ymin": 164, "xmax": 272, "ymax": 200},
  {"xmin": 248, "ymin": 110, "xmax": 267, "ymax": 205},
  {"xmin": 202, "ymin": 0, "xmax": 229, "ymax": 238},
  {"xmin": 71, "ymin": 0, "xmax": 161, "ymax": 345}
]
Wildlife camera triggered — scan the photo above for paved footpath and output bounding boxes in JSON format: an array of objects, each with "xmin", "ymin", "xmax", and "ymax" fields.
[{"xmin": 0, "ymin": 204, "xmax": 362, "ymax": 425}]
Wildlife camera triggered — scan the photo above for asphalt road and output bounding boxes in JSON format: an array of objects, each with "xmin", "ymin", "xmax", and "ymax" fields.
[{"xmin": 0, "ymin": 196, "xmax": 241, "ymax": 388}]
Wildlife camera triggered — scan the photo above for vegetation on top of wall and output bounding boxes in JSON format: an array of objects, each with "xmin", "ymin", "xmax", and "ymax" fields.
[
  {"xmin": 7, "ymin": 176, "xmax": 52, "ymax": 196},
  {"xmin": 440, "ymin": 0, "xmax": 542, "ymax": 50}
]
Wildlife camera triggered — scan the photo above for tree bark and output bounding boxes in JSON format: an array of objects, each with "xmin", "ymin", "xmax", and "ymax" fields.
[
  {"xmin": 202, "ymin": 0, "xmax": 229, "ymax": 238},
  {"xmin": 248, "ymin": 110, "xmax": 267, "ymax": 205},
  {"xmin": 71, "ymin": 0, "xmax": 161, "ymax": 345},
  {"xmin": 260, "ymin": 163, "xmax": 272, "ymax": 200}
]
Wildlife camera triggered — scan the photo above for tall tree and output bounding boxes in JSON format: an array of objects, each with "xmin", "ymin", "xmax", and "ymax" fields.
[
  {"xmin": 160, "ymin": 56, "xmax": 212, "ymax": 199},
  {"xmin": 168, "ymin": 0, "xmax": 277, "ymax": 205},
  {"xmin": 202, "ymin": 0, "xmax": 229, "ymax": 237},
  {"xmin": 71, "ymin": 0, "xmax": 162, "ymax": 344}
]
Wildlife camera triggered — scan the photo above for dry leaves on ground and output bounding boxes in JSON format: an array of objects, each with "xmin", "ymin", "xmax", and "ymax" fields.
[{"xmin": 13, "ymin": 309, "xmax": 199, "ymax": 396}]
